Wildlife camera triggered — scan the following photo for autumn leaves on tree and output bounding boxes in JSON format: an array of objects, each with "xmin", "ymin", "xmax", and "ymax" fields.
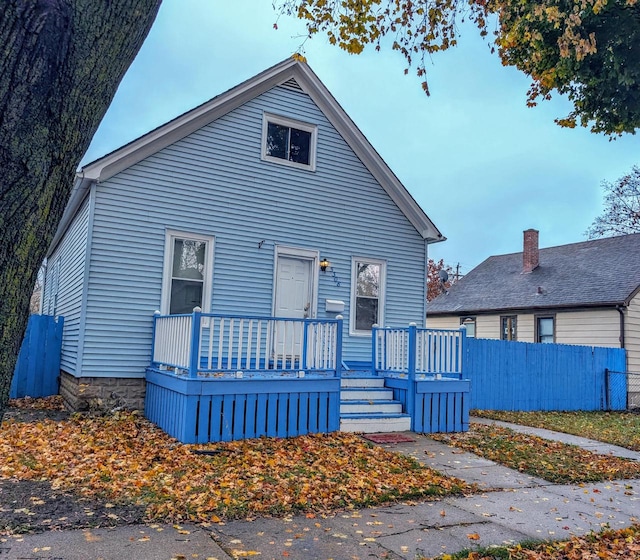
[
  {"xmin": 278, "ymin": 0, "xmax": 640, "ymax": 136},
  {"xmin": 427, "ymin": 258, "xmax": 454, "ymax": 302}
]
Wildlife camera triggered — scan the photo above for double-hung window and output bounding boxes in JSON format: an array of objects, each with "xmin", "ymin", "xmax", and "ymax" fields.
[
  {"xmin": 536, "ymin": 316, "xmax": 555, "ymax": 343},
  {"xmin": 350, "ymin": 258, "xmax": 385, "ymax": 335},
  {"xmin": 262, "ymin": 113, "xmax": 317, "ymax": 170},
  {"xmin": 162, "ymin": 231, "xmax": 214, "ymax": 315},
  {"xmin": 501, "ymin": 315, "xmax": 517, "ymax": 341}
]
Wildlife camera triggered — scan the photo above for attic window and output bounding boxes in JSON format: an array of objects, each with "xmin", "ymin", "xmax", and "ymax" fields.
[{"xmin": 262, "ymin": 113, "xmax": 317, "ymax": 170}]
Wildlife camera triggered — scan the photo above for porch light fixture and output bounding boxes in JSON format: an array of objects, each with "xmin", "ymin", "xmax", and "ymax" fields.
[{"xmin": 320, "ymin": 257, "xmax": 330, "ymax": 272}]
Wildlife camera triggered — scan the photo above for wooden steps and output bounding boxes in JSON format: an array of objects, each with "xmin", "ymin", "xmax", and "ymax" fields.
[{"xmin": 339, "ymin": 376, "xmax": 411, "ymax": 433}]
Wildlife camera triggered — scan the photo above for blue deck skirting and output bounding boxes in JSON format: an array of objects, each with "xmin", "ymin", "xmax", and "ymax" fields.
[
  {"xmin": 145, "ymin": 369, "xmax": 340, "ymax": 443},
  {"xmin": 384, "ymin": 377, "xmax": 470, "ymax": 433}
]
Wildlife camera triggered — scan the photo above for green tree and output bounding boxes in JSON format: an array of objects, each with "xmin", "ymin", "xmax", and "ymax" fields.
[
  {"xmin": 586, "ymin": 166, "xmax": 640, "ymax": 238},
  {"xmin": 278, "ymin": 0, "xmax": 640, "ymax": 136},
  {"xmin": 0, "ymin": 1, "xmax": 161, "ymax": 421}
]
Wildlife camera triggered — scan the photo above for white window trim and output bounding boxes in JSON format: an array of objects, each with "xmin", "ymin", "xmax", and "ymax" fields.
[
  {"xmin": 261, "ymin": 112, "xmax": 317, "ymax": 171},
  {"xmin": 272, "ymin": 245, "xmax": 319, "ymax": 319},
  {"xmin": 161, "ymin": 229, "xmax": 214, "ymax": 315},
  {"xmin": 350, "ymin": 257, "xmax": 386, "ymax": 336}
]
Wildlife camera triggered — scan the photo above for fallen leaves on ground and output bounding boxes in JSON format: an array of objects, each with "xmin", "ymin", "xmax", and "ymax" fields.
[
  {"xmin": 424, "ymin": 523, "xmax": 640, "ymax": 559},
  {"xmin": 431, "ymin": 423, "xmax": 640, "ymax": 483},
  {"xmin": 7, "ymin": 396, "xmax": 65, "ymax": 411},
  {"xmin": 473, "ymin": 410, "xmax": 640, "ymax": 452},
  {"xmin": 0, "ymin": 412, "xmax": 473, "ymax": 523}
]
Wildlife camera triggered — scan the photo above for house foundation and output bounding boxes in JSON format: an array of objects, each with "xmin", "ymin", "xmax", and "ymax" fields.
[{"xmin": 60, "ymin": 371, "xmax": 146, "ymax": 412}]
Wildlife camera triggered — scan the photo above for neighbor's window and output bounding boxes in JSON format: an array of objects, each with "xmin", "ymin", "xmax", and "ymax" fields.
[
  {"xmin": 350, "ymin": 258, "xmax": 385, "ymax": 334},
  {"xmin": 501, "ymin": 315, "xmax": 517, "ymax": 341},
  {"xmin": 162, "ymin": 231, "xmax": 214, "ymax": 315},
  {"xmin": 262, "ymin": 113, "xmax": 317, "ymax": 170},
  {"xmin": 460, "ymin": 316, "xmax": 476, "ymax": 338},
  {"xmin": 537, "ymin": 316, "xmax": 555, "ymax": 343}
]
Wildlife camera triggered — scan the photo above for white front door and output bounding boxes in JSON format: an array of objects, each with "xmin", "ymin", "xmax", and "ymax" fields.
[{"xmin": 274, "ymin": 255, "xmax": 314, "ymax": 360}]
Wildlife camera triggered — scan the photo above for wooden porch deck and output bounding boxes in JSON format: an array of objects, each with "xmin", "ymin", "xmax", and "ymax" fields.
[{"xmin": 145, "ymin": 312, "xmax": 470, "ymax": 443}]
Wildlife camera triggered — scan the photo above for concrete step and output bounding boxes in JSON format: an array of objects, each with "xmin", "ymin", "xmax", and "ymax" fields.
[
  {"xmin": 340, "ymin": 388, "xmax": 393, "ymax": 401},
  {"xmin": 340, "ymin": 377, "xmax": 385, "ymax": 388},
  {"xmin": 340, "ymin": 400, "xmax": 403, "ymax": 414},
  {"xmin": 340, "ymin": 413, "xmax": 412, "ymax": 433}
]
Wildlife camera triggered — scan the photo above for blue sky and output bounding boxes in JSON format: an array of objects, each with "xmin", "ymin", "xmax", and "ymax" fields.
[{"xmin": 83, "ymin": 0, "xmax": 640, "ymax": 274}]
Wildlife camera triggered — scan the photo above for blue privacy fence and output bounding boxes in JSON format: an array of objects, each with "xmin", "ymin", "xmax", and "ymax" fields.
[
  {"xmin": 464, "ymin": 338, "xmax": 627, "ymax": 411},
  {"xmin": 10, "ymin": 314, "xmax": 64, "ymax": 399}
]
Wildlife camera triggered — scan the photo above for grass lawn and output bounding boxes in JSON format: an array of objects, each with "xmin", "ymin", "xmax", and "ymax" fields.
[
  {"xmin": 431, "ymin": 423, "xmax": 640, "ymax": 483},
  {"xmin": 0, "ymin": 407, "xmax": 473, "ymax": 524},
  {"xmin": 473, "ymin": 410, "xmax": 640, "ymax": 451},
  {"xmin": 421, "ymin": 523, "xmax": 640, "ymax": 559}
]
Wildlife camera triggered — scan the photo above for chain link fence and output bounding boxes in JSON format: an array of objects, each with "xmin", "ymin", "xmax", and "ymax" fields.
[{"xmin": 606, "ymin": 369, "xmax": 640, "ymax": 410}]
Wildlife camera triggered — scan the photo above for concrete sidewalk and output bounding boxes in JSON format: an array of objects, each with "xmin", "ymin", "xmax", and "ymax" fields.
[{"xmin": 2, "ymin": 423, "xmax": 639, "ymax": 560}]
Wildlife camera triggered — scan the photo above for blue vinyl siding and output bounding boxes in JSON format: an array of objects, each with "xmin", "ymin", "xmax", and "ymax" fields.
[
  {"xmin": 80, "ymin": 85, "xmax": 427, "ymax": 378},
  {"xmin": 43, "ymin": 196, "xmax": 90, "ymax": 375}
]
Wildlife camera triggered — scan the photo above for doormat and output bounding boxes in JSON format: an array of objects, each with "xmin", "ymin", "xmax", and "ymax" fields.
[{"xmin": 362, "ymin": 433, "xmax": 414, "ymax": 444}]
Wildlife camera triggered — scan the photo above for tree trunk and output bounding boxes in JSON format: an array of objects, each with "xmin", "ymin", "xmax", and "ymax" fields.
[{"xmin": 0, "ymin": 0, "xmax": 162, "ymax": 421}]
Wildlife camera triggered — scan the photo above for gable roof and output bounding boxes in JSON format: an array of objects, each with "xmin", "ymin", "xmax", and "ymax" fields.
[
  {"xmin": 428, "ymin": 233, "xmax": 640, "ymax": 315},
  {"xmin": 50, "ymin": 58, "xmax": 443, "ymax": 256}
]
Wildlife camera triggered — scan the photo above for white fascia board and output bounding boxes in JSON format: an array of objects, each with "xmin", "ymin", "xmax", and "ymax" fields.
[
  {"xmin": 79, "ymin": 57, "xmax": 444, "ymax": 242},
  {"xmin": 46, "ymin": 177, "xmax": 93, "ymax": 257},
  {"xmin": 81, "ymin": 58, "xmax": 301, "ymax": 182},
  {"xmin": 293, "ymin": 64, "xmax": 445, "ymax": 243}
]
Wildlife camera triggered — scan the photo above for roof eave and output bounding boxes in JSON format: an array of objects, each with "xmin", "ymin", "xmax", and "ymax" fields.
[
  {"xmin": 46, "ymin": 176, "xmax": 94, "ymax": 257},
  {"xmin": 80, "ymin": 57, "xmax": 443, "ymax": 242},
  {"xmin": 81, "ymin": 58, "xmax": 302, "ymax": 182},
  {"xmin": 428, "ymin": 300, "xmax": 629, "ymax": 316},
  {"xmin": 292, "ymin": 63, "xmax": 444, "ymax": 242}
]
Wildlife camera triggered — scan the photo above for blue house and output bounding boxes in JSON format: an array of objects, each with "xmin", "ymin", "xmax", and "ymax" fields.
[{"xmin": 43, "ymin": 58, "xmax": 468, "ymax": 441}]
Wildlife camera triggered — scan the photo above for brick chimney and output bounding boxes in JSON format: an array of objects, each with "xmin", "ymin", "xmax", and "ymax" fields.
[{"xmin": 523, "ymin": 229, "xmax": 539, "ymax": 273}]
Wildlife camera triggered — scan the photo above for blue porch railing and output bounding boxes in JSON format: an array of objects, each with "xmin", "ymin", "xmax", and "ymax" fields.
[
  {"xmin": 373, "ymin": 324, "xmax": 465, "ymax": 378},
  {"xmin": 372, "ymin": 324, "xmax": 470, "ymax": 432},
  {"xmin": 145, "ymin": 309, "xmax": 343, "ymax": 443},
  {"xmin": 150, "ymin": 308, "xmax": 343, "ymax": 378}
]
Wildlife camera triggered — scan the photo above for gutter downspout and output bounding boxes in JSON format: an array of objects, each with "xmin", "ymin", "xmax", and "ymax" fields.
[{"xmin": 617, "ymin": 305, "xmax": 626, "ymax": 348}]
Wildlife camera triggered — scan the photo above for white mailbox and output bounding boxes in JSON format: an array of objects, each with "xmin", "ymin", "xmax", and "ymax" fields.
[{"xmin": 325, "ymin": 299, "xmax": 345, "ymax": 313}]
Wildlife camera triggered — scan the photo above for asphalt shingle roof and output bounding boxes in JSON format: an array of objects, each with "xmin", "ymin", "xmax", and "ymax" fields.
[{"xmin": 428, "ymin": 233, "xmax": 640, "ymax": 315}]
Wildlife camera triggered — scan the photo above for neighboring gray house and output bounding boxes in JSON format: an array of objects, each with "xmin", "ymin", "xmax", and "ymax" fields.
[
  {"xmin": 43, "ymin": 57, "xmax": 444, "ymax": 410},
  {"xmin": 428, "ymin": 230, "xmax": 640, "ymax": 405}
]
